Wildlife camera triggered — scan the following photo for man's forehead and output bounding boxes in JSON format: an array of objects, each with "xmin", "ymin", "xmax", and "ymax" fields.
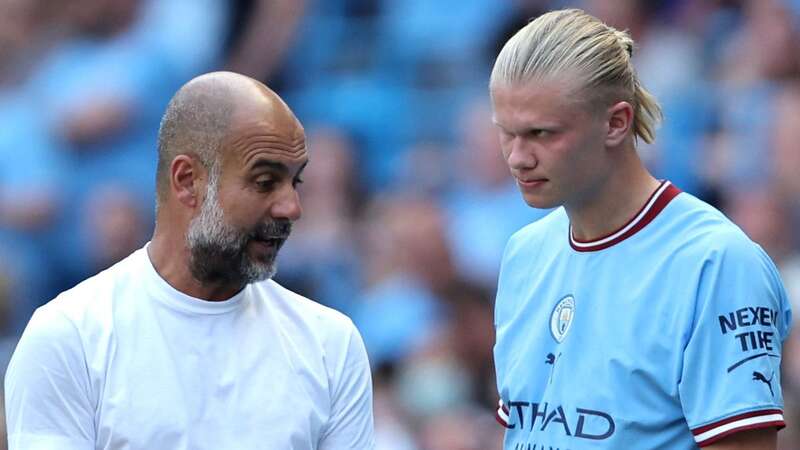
[
  {"xmin": 229, "ymin": 118, "xmax": 304, "ymax": 137},
  {"xmin": 222, "ymin": 120, "xmax": 307, "ymax": 168}
]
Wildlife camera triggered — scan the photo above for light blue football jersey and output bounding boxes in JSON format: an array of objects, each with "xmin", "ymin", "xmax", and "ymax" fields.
[{"xmin": 494, "ymin": 181, "xmax": 792, "ymax": 449}]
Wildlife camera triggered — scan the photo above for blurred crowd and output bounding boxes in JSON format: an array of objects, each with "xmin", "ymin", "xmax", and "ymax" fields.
[{"xmin": 1, "ymin": 0, "xmax": 799, "ymax": 448}]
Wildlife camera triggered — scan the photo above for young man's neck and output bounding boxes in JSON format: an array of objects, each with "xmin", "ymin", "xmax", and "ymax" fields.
[{"xmin": 566, "ymin": 156, "xmax": 660, "ymax": 242}]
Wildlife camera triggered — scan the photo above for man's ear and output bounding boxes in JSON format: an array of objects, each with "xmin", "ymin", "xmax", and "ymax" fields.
[
  {"xmin": 170, "ymin": 155, "xmax": 204, "ymax": 208},
  {"xmin": 605, "ymin": 101, "xmax": 634, "ymax": 147}
]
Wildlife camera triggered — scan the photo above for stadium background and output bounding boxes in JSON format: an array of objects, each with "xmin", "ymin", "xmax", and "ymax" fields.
[{"xmin": 1, "ymin": 0, "xmax": 799, "ymax": 448}]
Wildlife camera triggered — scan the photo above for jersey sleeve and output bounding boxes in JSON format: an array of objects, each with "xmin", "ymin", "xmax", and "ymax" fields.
[
  {"xmin": 679, "ymin": 236, "xmax": 792, "ymax": 447},
  {"xmin": 4, "ymin": 306, "xmax": 95, "ymax": 450},
  {"xmin": 318, "ymin": 320, "xmax": 376, "ymax": 450}
]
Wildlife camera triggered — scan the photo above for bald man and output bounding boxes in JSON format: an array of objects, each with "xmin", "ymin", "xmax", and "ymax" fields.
[{"xmin": 4, "ymin": 72, "xmax": 376, "ymax": 450}]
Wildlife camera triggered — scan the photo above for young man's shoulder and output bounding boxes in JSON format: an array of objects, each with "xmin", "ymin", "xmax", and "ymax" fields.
[
  {"xmin": 507, "ymin": 207, "xmax": 568, "ymax": 248},
  {"xmin": 660, "ymin": 192, "xmax": 774, "ymax": 271},
  {"xmin": 668, "ymin": 192, "xmax": 756, "ymax": 249}
]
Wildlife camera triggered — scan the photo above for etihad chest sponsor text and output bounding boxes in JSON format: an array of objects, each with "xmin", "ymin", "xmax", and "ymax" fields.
[{"xmin": 504, "ymin": 402, "xmax": 615, "ymax": 441}]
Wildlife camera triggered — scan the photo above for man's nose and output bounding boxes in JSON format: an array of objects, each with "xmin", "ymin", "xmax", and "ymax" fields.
[{"xmin": 270, "ymin": 185, "xmax": 302, "ymax": 222}]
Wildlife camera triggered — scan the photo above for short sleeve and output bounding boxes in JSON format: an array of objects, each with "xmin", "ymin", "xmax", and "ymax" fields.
[
  {"xmin": 4, "ymin": 306, "xmax": 95, "ymax": 450},
  {"xmin": 679, "ymin": 236, "xmax": 792, "ymax": 447},
  {"xmin": 318, "ymin": 320, "xmax": 375, "ymax": 450}
]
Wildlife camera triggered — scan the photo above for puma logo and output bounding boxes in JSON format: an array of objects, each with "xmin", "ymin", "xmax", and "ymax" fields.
[
  {"xmin": 752, "ymin": 371, "xmax": 774, "ymax": 397},
  {"xmin": 545, "ymin": 352, "xmax": 561, "ymax": 385}
]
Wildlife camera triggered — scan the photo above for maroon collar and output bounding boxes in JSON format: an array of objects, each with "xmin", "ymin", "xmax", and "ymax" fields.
[{"xmin": 569, "ymin": 181, "xmax": 682, "ymax": 252}]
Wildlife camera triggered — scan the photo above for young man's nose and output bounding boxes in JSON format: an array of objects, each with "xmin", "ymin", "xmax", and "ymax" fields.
[{"xmin": 506, "ymin": 139, "xmax": 537, "ymax": 171}]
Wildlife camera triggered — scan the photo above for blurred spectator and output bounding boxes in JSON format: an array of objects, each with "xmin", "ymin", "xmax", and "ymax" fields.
[
  {"xmin": 772, "ymin": 82, "xmax": 800, "ymax": 223},
  {"xmin": 0, "ymin": 0, "xmax": 60, "ymax": 85},
  {"xmin": 439, "ymin": 281, "xmax": 498, "ymax": 408},
  {"xmin": 488, "ymin": 1, "xmax": 548, "ymax": 66},
  {"xmin": 0, "ymin": 269, "xmax": 9, "ymax": 331},
  {"xmin": 395, "ymin": 141, "xmax": 453, "ymax": 198},
  {"xmin": 394, "ymin": 341, "xmax": 472, "ymax": 423},
  {"xmin": 392, "ymin": 281, "xmax": 496, "ymax": 416},
  {"xmin": 378, "ymin": 280, "xmax": 501, "ymax": 450},
  {"xmin": 0, "ymin": 98, "xmax": 65, "ymax": 234},
  {"xmin": 224, "ymin": 0, "xmax": 307, "ymax": 84},
  {"xmin": 373, "ymin": 367, "xmax": 420, "ymax": 450},
  {"xmin": 0, "ymin": 102, "xmax": 63, "ymax": 329},
  {"xmin": 417, "ymin": 407, "xmax": 503, "ymax": 450},
  {"xmin": 708, "ymin": 0, "xmax": 800, "ymax": 193},
  {"xmin": 83, "ymin": 185, "xmax": 150, "ymax": 273},
  {"xmin": 352, "ymin": 195, "xmax": 454, "ymax": 367}
]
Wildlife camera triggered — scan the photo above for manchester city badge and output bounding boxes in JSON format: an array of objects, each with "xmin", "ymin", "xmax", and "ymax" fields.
[{"xmin": 550, "ymin": 295, "xmax": 575, "ymax": 343}]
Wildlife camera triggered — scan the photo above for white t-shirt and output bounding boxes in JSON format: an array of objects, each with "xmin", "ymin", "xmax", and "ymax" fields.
[{"xmin": 5, "ymin": 246, "xmax": 375, "ymax": 450}]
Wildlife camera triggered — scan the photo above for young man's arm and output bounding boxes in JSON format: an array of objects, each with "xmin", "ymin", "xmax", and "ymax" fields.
[
  {"xmin": 4, "ymin": 306, "xmax": 95, "ymax": 450},
  {"xmin": 705, "ymin": 428, "xmax": 776, "ymax": 450},
  {"xmin": 679, "ymin": 233, "xmax": 791, "ymax": 448}
]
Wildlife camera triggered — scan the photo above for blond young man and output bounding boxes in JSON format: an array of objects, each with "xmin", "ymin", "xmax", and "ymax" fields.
[{"xmin": 490, "ymin": 9, "xmax": 791, "ymax": 449}]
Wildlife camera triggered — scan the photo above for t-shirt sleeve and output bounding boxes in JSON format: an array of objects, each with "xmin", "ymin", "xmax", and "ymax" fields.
[
  {"xmin": 318, "ymin": 319, "xmax": 375, "ymax": 450},
  {"xmin": 679, "ymin": 236, "xmax": 792, "ymax": 447},
  {"xmin": 4, "ymin": 306, "xmax": 95, "ymax": 450}
]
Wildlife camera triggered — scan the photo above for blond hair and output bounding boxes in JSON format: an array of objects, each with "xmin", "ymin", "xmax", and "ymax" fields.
[{"xmin": 490, "ymin": 9, "xmax": 662, "ymax": 144}]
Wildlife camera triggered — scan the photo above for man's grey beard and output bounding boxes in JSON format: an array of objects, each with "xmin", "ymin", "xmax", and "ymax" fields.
[{"xmin": 186, "ymin": 169, "xmax": 289, "ymax": 287}]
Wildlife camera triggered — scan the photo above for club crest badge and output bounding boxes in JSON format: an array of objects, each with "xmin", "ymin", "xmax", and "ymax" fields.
[{"xmin": 550, "ymin": 295, "xmax": 575, "ymax": 343}]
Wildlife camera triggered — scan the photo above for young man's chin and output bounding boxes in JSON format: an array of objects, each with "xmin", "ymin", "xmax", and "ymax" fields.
[{"xmin": 522, "ymin": 193, "xmax": 558, "ymax": 210}]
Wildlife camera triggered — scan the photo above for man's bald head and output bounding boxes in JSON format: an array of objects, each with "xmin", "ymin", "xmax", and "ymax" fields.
[{"xmin": 155, "ymin": 71, "xmax": 299, "ymax": 209}]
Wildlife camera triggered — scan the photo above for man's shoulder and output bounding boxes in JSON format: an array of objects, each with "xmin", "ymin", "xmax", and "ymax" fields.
[
  {"xmin": 15, "ymin": 252, "xmax": 139, "ymax": 354},
  {"xmin": 249, "ymin": 280, "xmax": 366, "ymax": 370},
  {"xmin": 38, "ymin": 249, "xmax": 144, "ymax": 327},
  {"xmin": 252, "ymin": 280, "xmax": 357, "ymax": 335}
]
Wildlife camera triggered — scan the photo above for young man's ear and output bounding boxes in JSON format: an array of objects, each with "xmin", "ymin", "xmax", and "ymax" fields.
[
  {"xmin": 605, "ymin": 101, "xmax": 634, "ymax": 147},
  {"xmin": 171, "ymin": 155, "xmax": 204, "ymax": 208}
]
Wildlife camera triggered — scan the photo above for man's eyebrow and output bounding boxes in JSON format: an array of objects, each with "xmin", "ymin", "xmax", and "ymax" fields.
[
  {"xmin": 250, "ymin": 159, "xmax": 308, "ymax": 178},
  {"xmin": 250, "ymin": 160, "xmax": 287, "ymax": 173}
]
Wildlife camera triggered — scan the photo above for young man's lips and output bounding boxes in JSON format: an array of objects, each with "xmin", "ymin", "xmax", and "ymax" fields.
[{"xmin": 517, "ymin": 178, "xmax": 547, "ymax": 188}]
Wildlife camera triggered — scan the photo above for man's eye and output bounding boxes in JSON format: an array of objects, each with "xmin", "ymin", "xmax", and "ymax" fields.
[
  {"xmin": 292, "ymin": 177, "xmax": 304, "ymax": 187},
  {"xmin": 256, "ymin": 179, "xmax": 276, "ymax": 190}
]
